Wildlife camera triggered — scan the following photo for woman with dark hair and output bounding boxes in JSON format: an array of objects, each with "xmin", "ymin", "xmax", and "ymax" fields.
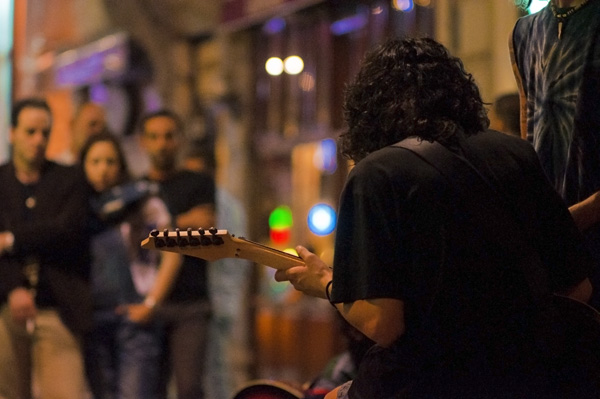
[
  {"xmin": 275, "ymin": 38, "xmax": 597, "ymax": 398},
  {"xmin": 80, "ymin": 132, "xmax": 181, "ymax": 399}
]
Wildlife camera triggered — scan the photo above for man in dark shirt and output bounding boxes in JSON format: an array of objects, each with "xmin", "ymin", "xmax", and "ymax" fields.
[
  {"xmin": 139, "ymin": 109, "xmax": 216, "ymax": 399},
  {"xmin": 0, "ymin": 98, "xmax": 91, "ymax": 399},
  {"xmin": 275, "ymin": 38, "xmax": 597, "ymax": 399}
]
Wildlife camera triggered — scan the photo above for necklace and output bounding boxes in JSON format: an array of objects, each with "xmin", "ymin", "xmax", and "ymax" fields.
[{"xmin": 550, "ymin": 0, "xmax": 592, "ymax": 39}]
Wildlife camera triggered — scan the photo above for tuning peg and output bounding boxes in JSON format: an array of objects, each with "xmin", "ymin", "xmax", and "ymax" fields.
[
  {"xmin": 176, "ymin": 228, "xmax": 188, "ymax": 247},
  {"xmin": 209, "ymin": 227, "xmax": 224, "ymax": 245},
  {"xmin": 187, "ymin": 228, "xmax": 200, "ymax": 246},
  {"xmin": 198, "ymin": 227, "xmax": 211, "ymax": 245},
  {"xmin": 150, "ymin": 228, "xmax": 165, "ymax": 247},
  {"xmin": 164, "ymin": 229, "xmax": 176, "ymax": 247}
]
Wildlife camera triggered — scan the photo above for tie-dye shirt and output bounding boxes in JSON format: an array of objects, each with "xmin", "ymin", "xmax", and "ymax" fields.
[{"xmin": 510, "ymin": 2, "xmax": 600, "ymax": 207}]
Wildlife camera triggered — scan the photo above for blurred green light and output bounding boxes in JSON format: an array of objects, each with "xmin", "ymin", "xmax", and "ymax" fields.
[{"xmin": 269, "ymin": 205, "xmax": 293, "ymax": 229}]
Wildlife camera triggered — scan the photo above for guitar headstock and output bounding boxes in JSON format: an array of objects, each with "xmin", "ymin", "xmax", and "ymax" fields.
[
  {"xmin": 142, "ymin": 227, "xmax": 236, "ymax": 260},
  {"xmin": 141, "ymin": 227, "xmax": 305, "ymax": 269}
]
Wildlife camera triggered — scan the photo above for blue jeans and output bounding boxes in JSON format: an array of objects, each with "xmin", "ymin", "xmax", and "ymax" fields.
[{"xmin": 85, "ymin": 309, "xmax": 163, "ymax": 399}]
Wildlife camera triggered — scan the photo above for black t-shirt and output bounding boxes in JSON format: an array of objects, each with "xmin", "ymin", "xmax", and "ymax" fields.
[
  {"xmin": 331, "ymin": 130, "xmax": 596, "ymax": 398},
  {"xmin": 149, "ymin": 170, "xmax": 215, "ymax": 303}
]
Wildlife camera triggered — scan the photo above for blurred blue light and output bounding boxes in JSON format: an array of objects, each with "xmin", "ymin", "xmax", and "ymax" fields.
[
  {"xmin": 330, "ymin": 14, "xmax": 367, "ymax": 36},
  {"xmin": 54, "ymin": 34, "xmax": 128, "ymax": 87},
  {"xmin": 308, "ymin": 203, "xmax": 336, "ymax": 236},
  {"xmin": 90, "ymin": 84, "xmax": 109, "ymax": 104},
  {"xmin": 392, "ymin": 0, "xmax": 414, "ymax": 12},
  {"xmin": 263, "ymin": 17, "xmax": 286, "ymax": 34},
  {"xmin": 314, "ymin": 138, "xmax": 337, "ymax": 174}
]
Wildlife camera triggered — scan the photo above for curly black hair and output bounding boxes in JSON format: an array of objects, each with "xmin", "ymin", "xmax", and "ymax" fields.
[{"xmin": 339, "ymin": 37, "xmax": 489, "ymax": 162}]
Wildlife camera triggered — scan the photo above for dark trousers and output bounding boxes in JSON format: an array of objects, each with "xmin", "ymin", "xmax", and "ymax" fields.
[{"xmin": 155, "ymin": 301, "xmax": 211, "ymax": 399}]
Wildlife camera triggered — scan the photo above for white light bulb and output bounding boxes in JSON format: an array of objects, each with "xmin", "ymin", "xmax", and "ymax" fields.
[
  {"xmin": 284, "ymin": 55, "xmax": 304, "ymax": 75},
  {"xmin": 265, "ymin": 57, "xmax": 284, "ymax": 76}
]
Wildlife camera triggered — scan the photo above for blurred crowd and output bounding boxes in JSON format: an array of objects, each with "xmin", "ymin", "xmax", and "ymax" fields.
[{"xmin": 0, "ymin": 99, "xmax": 251, "ymax": 399}]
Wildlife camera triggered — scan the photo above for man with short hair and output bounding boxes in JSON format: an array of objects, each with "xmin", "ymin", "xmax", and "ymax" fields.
[
  {"xmin": 0, "ymin": 97, "xmax": 92, "ymax": 399},
  {"xmin": 139, "ymin": 109, "xmax": 216, "ymax": 399}
]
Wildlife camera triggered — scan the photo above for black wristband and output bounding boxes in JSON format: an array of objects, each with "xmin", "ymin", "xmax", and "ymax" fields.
[{"xmin": 325, "ymin": 280, "xmax": 334, "ymax": 305}]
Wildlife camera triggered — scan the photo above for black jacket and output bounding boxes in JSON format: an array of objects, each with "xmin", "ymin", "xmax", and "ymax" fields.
[{"xmin": 0, "ymin": 161, "xmax": 92, "ymax": 334}]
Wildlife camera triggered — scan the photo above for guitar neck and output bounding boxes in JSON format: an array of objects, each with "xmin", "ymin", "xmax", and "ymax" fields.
[
  {"xmin": 141, "ymin": 228, "xmax": 305, "ymax": 270},
  {"xmin": 231, "ymin": 236, "xmax": 305, "ymax": 269}
]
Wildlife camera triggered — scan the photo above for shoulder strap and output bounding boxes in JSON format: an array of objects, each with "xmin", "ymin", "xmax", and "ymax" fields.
[
  {"xmin": 393, "ymin": 137, "xmax": 552, "ymax": 301},
  {"xmin": 394, "ymin": 137, "xmax": 501, "ymax": 198}
]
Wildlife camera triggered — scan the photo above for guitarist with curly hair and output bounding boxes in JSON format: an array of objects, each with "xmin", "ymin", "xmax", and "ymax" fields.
[{"xmin": 275, "ymin": 38, "xmax": 599, "ymax": 399}]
